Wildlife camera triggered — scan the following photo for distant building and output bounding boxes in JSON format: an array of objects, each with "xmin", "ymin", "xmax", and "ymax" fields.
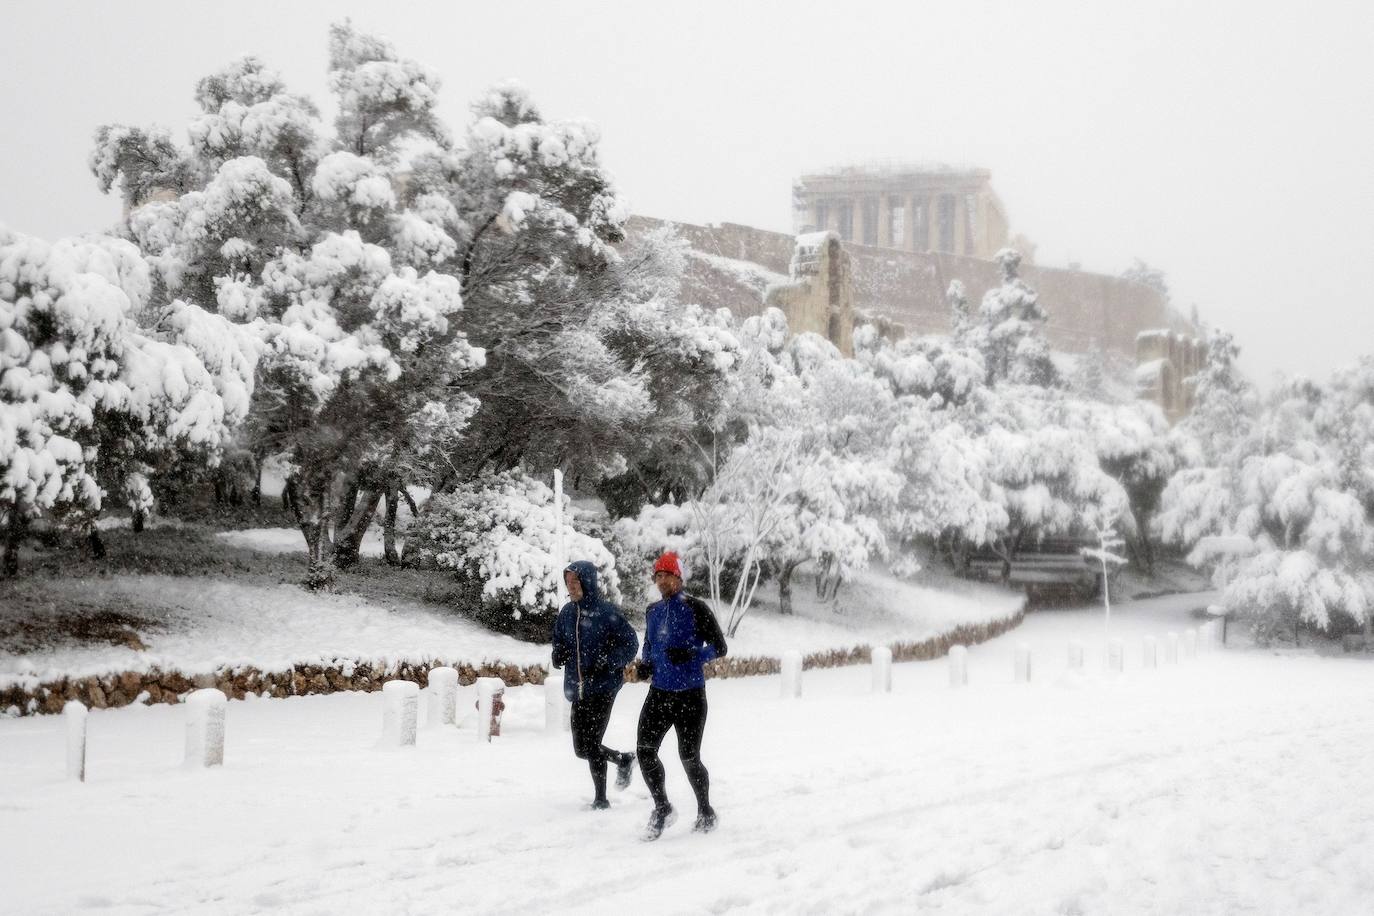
[{"xmin": 792, "ymin": 163, "xmax": 1013, "ymax": 260}]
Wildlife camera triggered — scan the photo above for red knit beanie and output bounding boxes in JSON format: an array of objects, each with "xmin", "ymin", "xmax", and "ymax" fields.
[{"xmin": 653, "ymin": 551, "xmax": 683, "ymax": 579}]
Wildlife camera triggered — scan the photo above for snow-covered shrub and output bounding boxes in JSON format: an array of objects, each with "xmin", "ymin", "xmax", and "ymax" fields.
[
  {"xmin": 613, "ymin": 501, "xmax": 694, "ymax": 605},
  {"xmin": 405, "ymin": 471, "xmax": 618, "ymax": 639}
]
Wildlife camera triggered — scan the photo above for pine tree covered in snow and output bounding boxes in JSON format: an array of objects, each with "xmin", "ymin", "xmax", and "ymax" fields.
[
  {"xmin": 970, "ymin": 248, "xmax": 1058, "ymax": 388},
  {"xmin": 0, "ymin": 229, "xmax": 256, "ymax": 574},
  {"xmin": 88, "ymin": 25, "xmax": 707, "ymax": 585}
]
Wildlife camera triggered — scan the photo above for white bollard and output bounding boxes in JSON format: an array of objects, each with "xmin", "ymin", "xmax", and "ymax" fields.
[
  {"xmin": 1165, "ymin": 632, "xmax": 1179, "ymax": 664},
  {"xmin": 871, "ymin": 646, "xmax": 893, "ymax": 693},
  {"xmin": 184, "ymin": 688, "xmax": 227, "ymax": 768},
  {"xmin": 427, "ymin": 667, "xmax": 459, "ymax": 726},
  {"xmin": 780, "ymin": 650, "xmax": 804, "ymax": 699},
  {"xmin": 1014, "ymin": 643, "xmax": 1032, "ymax": 683},
  {"xmin": 1142, "ymin": 636, "xmax": 1158, "ymax": 669},
  {"xmin": 64, "ymin": 700, "xmax": 88, "ymax": 782},
  {"xmin": 380, "ymin": 680, "xmax": 420, "ymax": 748},
  {"xmin": 476, "ymin": 677, "xmax": 506, "ymax": 742},
  {"xmin": 1067, "ymin": 640, "xmax": 1085, "ymax": 671},
  {"xmin": 1107, "ymin": 638, "xmax": 1124, "ymax": 673},
  {"xmin": 948, "ymin": 645, "xmax": 968, "ymax": 687},
  {"xmin": 544, "ymin": 670, "xmax": 571, "ymax": 733},
  {"xmin": 1184, "ymin": 628, "xmax": 1198, "ymax": 658}
]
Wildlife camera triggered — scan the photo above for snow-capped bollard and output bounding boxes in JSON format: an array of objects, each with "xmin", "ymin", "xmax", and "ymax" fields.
[
  {"xmin": 380, "ymin": 680, "xmax": 419, "ymax": 748},
  {"xmin": 544, "ymin": 670, "xmax": 570, "ymax": 733},
  {"xmin": 948, "ymin": 645, "xmax": 968, "ymax": 687},
  {"xmin": 184, "ymin": 688, "xmax": 227, "ymax": 768},
  {"xmin": 428, "ymin": 667, "xmax": 459, "ymax": 726},
  {"xmin": 1067, "ymin": 640, "xmax": 1085, "ymax": 671},
  {"xmin": 1014, "ymin": 643, "xmax": 1032, "ymax": 683},
  {"xmin": 476, "ymin": 677, "xmax": 505, "ymax": 742},
  {"xmin": 871, "ymin": 646, "xmax": 893, "ymax": 693},
  {"xmin": 64, "ymin": 700, "xmax": 87, "ymax": 782},
  {"xmin": 780, "ymin": 650, "xmax": 803, "ymax": 698},
  {"xmin": 1165, "ymin": 632, "xmax": 1179, "ymax": 664},
  {"xmin": 1143, "ymin": 636, "xmax": 1158, "ymax": 669},
  {"xmin": 1184, "ymin": 629, "xmax": 1198, "ymax": 658},
  {"xmin": 1107, "ymin": 638, "xmax": 1124, "ymax": 673}
]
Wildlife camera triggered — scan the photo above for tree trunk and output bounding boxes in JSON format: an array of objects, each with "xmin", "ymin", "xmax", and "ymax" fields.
[
  {"xmin": 251, "ymin": 459, "xmax": 262, "ymax": 507},
  {"xmin": 814, "ymin": 556, "xmax": 830, "ymax": 598},
  {"xmin": 777, "ymin": 560, "xmax": 801, "ymax": 616},
  {"xmin": 338, "ymin": 482, "xmax": 359, "ymax": 529},
  {"xmin": 2, "ymin": 514, "xmax": 26, "ymax": 578},
  {"xmin": 88, "ymin": 528, "xmax": 106, "ymax": 560},
  {"xmin": 289, "ymin": 473, "xmax": 335, "ymax": 588},
  {"xmin": 132, "ymin": 509, "xmax": 145, "ymax": 534},
  {"xmin": 382, "ymin": 488, "xmax": 401, "ymax": 566},
  {"xmin": 333, "ymin": 489, "xmax": 383, "ymax": 569}
]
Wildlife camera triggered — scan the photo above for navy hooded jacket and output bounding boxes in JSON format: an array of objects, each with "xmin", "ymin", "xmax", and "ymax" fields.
[
  {"xmin": 551, "ymin": 561, "xmax": 639, "ymax": 702},
  {"xmin": 643, "ymin": 590, "xmax": 728, "ymax": 692}
]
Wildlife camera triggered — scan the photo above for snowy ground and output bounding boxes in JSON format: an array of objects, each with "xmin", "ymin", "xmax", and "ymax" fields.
[
  {"xmin": 0, "ymin": 574, "xmax": 548, "ymax": 690},
  {"xmin": 696, "ymin": 566, "xmax": 1022, "ymax": 659},
  {"xmin": 5, "ymin": 591, "xmax": 1373, "ymax": 915},
  {"xmin": 215, "ymin": 526, "xmax": 393, "ymax": 558},
  {"xmin": 2, "ymin": 536, "xmax": 1019, "ymax": 689},
  {"xmin": 214, "ymin": 526, "xmax": 1025, "ymax": 657}
]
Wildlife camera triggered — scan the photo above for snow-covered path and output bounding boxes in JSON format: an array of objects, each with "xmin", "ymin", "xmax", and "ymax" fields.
[{"xmin": 3, "ymin": 593, "xmax": 1373, "ymax": 915}]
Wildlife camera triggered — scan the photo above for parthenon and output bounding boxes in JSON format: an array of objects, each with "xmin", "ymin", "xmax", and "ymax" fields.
[{"xmin": 792, "ymin": 163, "xmax": 1012, "ymax": 260}]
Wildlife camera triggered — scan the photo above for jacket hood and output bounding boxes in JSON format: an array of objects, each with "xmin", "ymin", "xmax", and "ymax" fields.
[{"xmin": 565, "ymin": 560, "xmax": 600, "ymax": 607}]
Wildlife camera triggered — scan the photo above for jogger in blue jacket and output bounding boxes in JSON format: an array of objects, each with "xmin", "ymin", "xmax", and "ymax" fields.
[
  {"xmin": 635, "ymin": 551, "xmax": 729, "ymax": 840},
  {"xmin": 551, "ymin": 560, "xmax": 639, "ymax": 809}
]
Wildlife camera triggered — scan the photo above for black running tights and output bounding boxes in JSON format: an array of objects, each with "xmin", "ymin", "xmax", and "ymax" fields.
[
  {"xmin": 636, "ymin": 686, "xmax": 710, "ymax": 812},
  {"xmin": 571, "ymin": 691, "xmax": 626, "ymax": 800}
]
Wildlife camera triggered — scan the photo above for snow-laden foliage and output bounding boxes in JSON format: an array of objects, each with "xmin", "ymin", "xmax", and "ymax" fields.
[
  {"xmin": 405, "ymin": 470, "xmax": 618, "ymax": 623},
  {"xmin": 95, "ymin": 24, "xmax": 688, "ymax": 582},
  {"xmin": 0, "ymin": 228, "xmax": 256, "ymax": 571},
  {"xmin": 1158, "ymin": 346, "xmax": 1374, "ymax": 642},
  {"xmin": 612, "ymin": 500, "xmax": 698, "ymax": 607},
  {"xmin": 966, "ymin": 249, "xmax": 1058, "ymax": 387}
]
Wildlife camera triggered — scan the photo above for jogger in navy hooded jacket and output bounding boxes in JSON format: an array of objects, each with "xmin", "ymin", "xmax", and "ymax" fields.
[
  {"xmin": 551, "ymin": 560, "xmax": 639, "ymax": 809},
  {"xmin": 635, "ymin": 551, "xmax": 728, "ymax": 840}
]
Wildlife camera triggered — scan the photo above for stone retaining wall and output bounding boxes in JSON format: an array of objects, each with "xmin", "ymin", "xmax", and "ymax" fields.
[
  {"xmin": 699, "ymin": 606, "xmax": 1024, "ymax": 679},
  {"xmin": 2, "ymin": 660, "xmax": 547, "ymax": 717},
  {"xmin": 3, "ymin": 608, "xmax": 1024, "ymax": 717}
]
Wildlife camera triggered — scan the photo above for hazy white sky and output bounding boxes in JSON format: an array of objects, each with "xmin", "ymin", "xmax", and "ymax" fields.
[{"xmin": 3, "ymin": 0, "xmax": 1371, "ymax": 384}]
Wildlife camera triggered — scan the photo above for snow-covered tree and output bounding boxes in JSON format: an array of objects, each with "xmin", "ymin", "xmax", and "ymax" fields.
[
  {"xmin": 1161, "ymin": 360, "xmax": 1373, "ymax": 643},
  {"xmin": 979, "ymin": 413, "xmax": 1128, "ymax": 582},
  {"xmin": 1120, "ymin": 258, "xmax": 1170, "ymax": 302},
  {"xmin": 1, "ymin": 229, "xmax": 256, "ymax": 574},
  {"xmin": 1156, "ymin": 329, "xmax": 1256, "ymax": 550},
  {"xmin": 1074, "ymin": 399, "xmax": 1179, "ymax": 573},
  {"xmin": 681, "ymin": 426, "xmax": 803, "ymax": 636},
  {"xmin": 93, "ymin": 27, "xmax": 681, "ymax": 583},
  {"xmin": 969, "ymin": 249, "xmax": 1057, "ymax": 387},
  {"xmin": 764, "ymin": 336, "xmax": 901, "ymax": 610},
  {"xmin": 402, "ymin": 79, "xmax": 670, "ymax": 489}
]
